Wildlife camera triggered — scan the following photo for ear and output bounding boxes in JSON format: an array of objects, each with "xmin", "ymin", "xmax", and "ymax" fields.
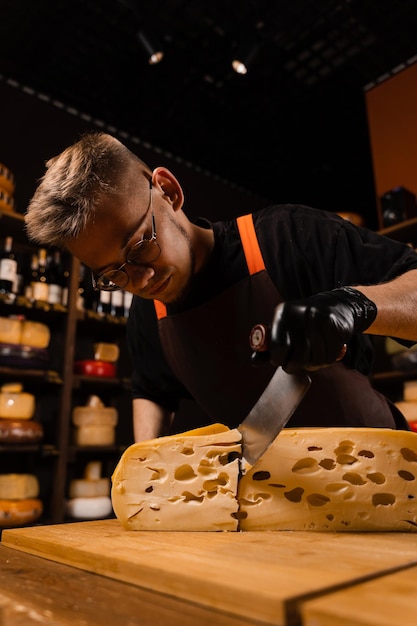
[{"xmin": 151, "ymin": 167, "xmax": 184, "ymax": 211}]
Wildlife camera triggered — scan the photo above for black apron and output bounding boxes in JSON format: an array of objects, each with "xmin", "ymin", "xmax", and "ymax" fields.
[{"xmin": 153, "ymin": 213, "xmax": 408, "ymax": 430}]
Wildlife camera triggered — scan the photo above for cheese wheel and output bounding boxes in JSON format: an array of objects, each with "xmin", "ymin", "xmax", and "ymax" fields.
[
  {"xmin": 0, "ymin": 389, "xmax": 35, "ymax": 419},
  {"xmin": 404, "ymin": 381, "xmax": 417, "ymax": 402},
  {"xmin": 0, "ymin": 316, "xmax": 22, "ymax": 344},
  {"xmin": 93, "ymin": 343, "xmax": 120, "ymax": 362},
  {"xmin": 0, "ymin": 498, "xmax": 42, "ymax": 528},
  {"xmin": 0, "ymin": 474, "xmax": 39, "ymax": 499},
  {"xmin": 0, "ymin": 419, "xmax": 43, "ymax": 443},
  {"xmin": 66, "ymin": 496, "xmax": 113, "ymax": 520},
  {"xmin": 20, "ymin": 320, "xmax": 50, "ymax": 349},
  {"xmin": 72, "ymin": 406, "xmax": 118, "ymax": 427},
  {"xmin": 69, "ymin": 478, "xmax": 111, "ymax": 498},
  {"xmin": 111, "ymin": 424, "xmax": 242, "ymax": 531},
  {"xmin": 238, "ymin": 427, "xmax": 417, "ymax": 532},
  {"xmin": 74, "ymin": 425, "xmax": 115, "ymax": 446},
  {"xmin": 112, "ymin": 425, "xmax": 417, "ymax": 533}
]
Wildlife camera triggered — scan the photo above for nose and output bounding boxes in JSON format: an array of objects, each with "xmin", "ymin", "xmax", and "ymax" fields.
[{"xmin": 127, "ymin": 264, "xmax": 156, "ymax": 289}]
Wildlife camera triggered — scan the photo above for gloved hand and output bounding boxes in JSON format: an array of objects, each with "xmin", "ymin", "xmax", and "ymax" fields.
[{"xmin": 268, "ymin": 287, "xmax": 377, "ymax": 374}]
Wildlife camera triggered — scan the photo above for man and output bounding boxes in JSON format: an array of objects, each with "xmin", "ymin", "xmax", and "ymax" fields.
[{"xmin": 25, "ymin": 132, "xmax": 417, "ymax": 442}]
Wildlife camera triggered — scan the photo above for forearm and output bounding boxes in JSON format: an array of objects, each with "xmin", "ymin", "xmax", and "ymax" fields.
[
  {"xmin": 132, "ymin": 398, "xmax": 174, "ymax": 443},
  {"xmin": 355, "ymin": 269, "xmax": 417, "ymax": 341}
]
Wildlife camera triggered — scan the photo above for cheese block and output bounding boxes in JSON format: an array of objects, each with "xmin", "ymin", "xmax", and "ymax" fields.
[
  {"xmin": 0, "ymin": 474, "xmax": 39, "ymax": 499},
  {"xmin": 112, "ymin": 425, "xmax": 417, "ymax": 532},
  {"xmin": 0, "ymin": 498, "xmax": 42, "ymax": 528},
  {"xmin": 111, "ymin": 424, "xmax": 242, "ymax": 531},
  {"xmin": 238, "ymin": 427, "xmax": 417, "ymax": 532},
  {"xmin": 0, "ymin": 316, "xmax": 22, "ymax": 344},
  {"xmin": 0, "ymin": 384, "xmax": 35, "ymax": 419},
  {"xmin": 74, "ymin": 424, "xmax": 115, "ymax": 446},
  {"xmin": 93, "ymin": 342, "xmax": 120, "ymax": 363},
  {"xmin": 69, "ymin": 461, "xmax": 110, "ymax": 498}
]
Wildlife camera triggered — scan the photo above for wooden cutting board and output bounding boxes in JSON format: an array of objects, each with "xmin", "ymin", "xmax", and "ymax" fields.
[
  {"xmin": 3, "ymin": 520, "xmax": 417, "ymax": 626},
  {"xmin": 301, "ymin": 564, "xmax": 417, "ymax": 626}
]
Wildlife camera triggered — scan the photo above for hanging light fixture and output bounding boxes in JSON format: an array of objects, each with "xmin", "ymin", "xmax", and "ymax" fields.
[
  {"xmin": 137, "ymin": 30, "xmax": 164, "ymax": 65},
  {"xmin": 232, "ymin": 43, "xmax": 259, "ymax": 75}
]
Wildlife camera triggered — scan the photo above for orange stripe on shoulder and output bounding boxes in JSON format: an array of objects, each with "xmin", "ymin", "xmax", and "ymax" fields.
[
  {"xmin": 236, "ymin": 213, "xmax": 266, "ymax": 275},
  {"xmin": 154, "ymin": 299, "xmax": 167, "ymax": 319}
]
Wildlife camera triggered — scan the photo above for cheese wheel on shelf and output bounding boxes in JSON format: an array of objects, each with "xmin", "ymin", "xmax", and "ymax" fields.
[
  {"xmin": 0, "ymin": 474, "xmax": 39, "ymax": 499},
  {"xmin": 0, "ymin": 316, "xmax": 22, "ymax": 344},
  {"xmin": 68, "ymin": 461, "xmax": 110, "ymax": 498},
  {"xmin": 72, "ymin": 406, "xmax": 118, "ymax": 427},
  {"xmin": 66, "ymin": 496, "xmax": 113, "ymax": 520},
  {"xmin": 0, "ymin": 498, "xmax": 42, "ymax": 528},
  {"xmin": 74, "ymin": 425, "xmax": 115, "ymax": 446},
  {"xmin": 93, "ymin": 342, "xmax": 120, "ymax": 362},
  {"xmin": 0, "ymin": 419, "xmax": 43, "ymax": 443}
]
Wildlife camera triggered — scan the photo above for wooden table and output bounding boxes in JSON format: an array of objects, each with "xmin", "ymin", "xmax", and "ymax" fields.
[
  {"xmin": 3, "ymin": 520, "xmax": 417, "ymax": 626},
  {"xmin": 301, "ymin": 564, "xmax": 417, "ymax": 626}
]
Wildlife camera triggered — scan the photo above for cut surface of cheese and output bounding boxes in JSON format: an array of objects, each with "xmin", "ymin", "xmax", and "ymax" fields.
[
  {"xmin": 112, "ymin": 425, "xmax": 417, "ymax": 532},
  {"xmin": 111, "ymin": 424, "xmax": 242, "ymax": 531},
  {"xmin": 0, "ymin": 474, "xmax": 39, "ymax": 499},
  {"xmin": 238, "ymin": 427, "xmax": 417, "ymax": 532}
]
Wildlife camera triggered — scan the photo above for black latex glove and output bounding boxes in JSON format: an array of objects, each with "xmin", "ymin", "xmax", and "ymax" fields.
[{"xmin": 269, "ymin": 287, "xmax": 377, "ymax": 374}]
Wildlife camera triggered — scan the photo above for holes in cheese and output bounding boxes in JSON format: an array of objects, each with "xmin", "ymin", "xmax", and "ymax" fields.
[
  {"xmin": 112, "ymin": 426, "xmax": 417, "ymax": 532},
  {"xmin": 238, "ymin": 428, "xmax": 417, "ymax": 531},
  {"xmin": 111, "ymin": 424, "xmax": 241, "ymax": 531}
]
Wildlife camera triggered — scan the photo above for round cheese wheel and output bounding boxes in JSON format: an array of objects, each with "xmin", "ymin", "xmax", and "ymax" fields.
[
  {"xmin": 0, "ymin": 474, "xmax": 39, "ymax": 499},
  {"xmin": 74, "ymin": 425, "xmax": 115, "ymax": 446},
  {"xmin": 72, "ymin": 406, "xmax": 118, "ymax": 427},
  {"xmin": 69, "ymin": 478, "xmax": 110, "ymax": 499},
  {"xmin": 66, "ymin": 496, "xmax": 112, "ymax": 520},
  {"xmin": 0, "ymin": 498, "xmax": 42, "ymax": 527},
  {"xmin": 0, "ymin": 419, "xmax": 43, "ymax": 443},
  {"xmin": 0, "ymin": 390, "xmax": 35, "ymax": 419}
]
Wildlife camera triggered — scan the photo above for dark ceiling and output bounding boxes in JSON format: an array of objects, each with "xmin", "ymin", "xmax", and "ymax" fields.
[{"xmin": 1, "ymin": 0, "xmax": 417, "ymax": 227}]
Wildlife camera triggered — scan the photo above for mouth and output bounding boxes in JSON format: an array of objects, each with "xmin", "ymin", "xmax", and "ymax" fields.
[{"xmin": 147, "ymin": 275, "xmax": 172, "ymax": 298}]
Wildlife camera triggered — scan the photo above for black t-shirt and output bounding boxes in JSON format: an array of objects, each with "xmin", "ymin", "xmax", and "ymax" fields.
[{"xmin": 127, "ymin": 204, "xmax": 417, "ymax": 411}]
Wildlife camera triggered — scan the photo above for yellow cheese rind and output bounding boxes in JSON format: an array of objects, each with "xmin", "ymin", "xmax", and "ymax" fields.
[
  {"xmin": 238, "ymin": 427, "xmax": 417, "ymax": 532},
  {"xmin": 111, "ymin": 426, "xmax": 242, "ymax": 531},
  {"xmin": 0, "ymin": 474, "xmax": 39, "ymax": 499}
]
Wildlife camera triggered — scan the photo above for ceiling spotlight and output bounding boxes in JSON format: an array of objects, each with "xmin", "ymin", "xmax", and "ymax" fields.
[
  {"xmin": 137, "ymin": 30, "xmax": 164, "ymax": 65},
  {"xmin": 232, "ymin": 43, "xmax": 259, "ymax": 75}
]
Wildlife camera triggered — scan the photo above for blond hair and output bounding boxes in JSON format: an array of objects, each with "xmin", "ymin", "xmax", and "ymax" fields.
[{"xmin": 25, "ymin": 132, "xmax": 151, "ymax": 246}]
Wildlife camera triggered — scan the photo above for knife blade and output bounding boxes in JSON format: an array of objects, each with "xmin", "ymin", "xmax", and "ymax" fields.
[{"xmin": 238, "ymin": 366, "xmax": 311, "ymax": 465}]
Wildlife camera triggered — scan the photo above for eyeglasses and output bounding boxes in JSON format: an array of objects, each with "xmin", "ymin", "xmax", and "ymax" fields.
[{"xmin": 92, "ymin": 181, "xmax": 161, "ymax": 292}]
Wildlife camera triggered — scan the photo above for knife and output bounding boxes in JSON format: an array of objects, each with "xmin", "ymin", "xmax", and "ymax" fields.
[
  {"xmin": 238, "ymin": 365, "xmax": 311, "ymax": 465},
  {"xmin": 238, "ymin": 323, "xmax": 311, "ymax": 465}
]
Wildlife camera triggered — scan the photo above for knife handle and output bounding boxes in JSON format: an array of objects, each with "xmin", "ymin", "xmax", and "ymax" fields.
[{"xmin": 249, "ymin": 324, "xmax": 347, "ymax": 361}]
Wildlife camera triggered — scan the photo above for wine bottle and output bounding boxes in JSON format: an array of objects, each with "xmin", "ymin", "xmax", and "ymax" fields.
[
  {"xmin": 97, "ymin": 289, "xmax": 112, "ymax": 315},
  {"xmin": 31, "ymin": 248, "xmax": 49, "ymax": 301},
  {"xmin": 0, "ymin": 236, "xmax": 17, "ymax": 296},
  {"xmin": 111, "ymin": 289, "xmax": 124, "ymax": 317},
  {"xmin": 46, "ymin": 250, "xmax": 63, "ymax": 305}
]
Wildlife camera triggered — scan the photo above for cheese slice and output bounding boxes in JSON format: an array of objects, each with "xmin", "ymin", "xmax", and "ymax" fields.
[
  {"xmin": 111, "ymin": 424, "xmax": 242, "ymax": 531},
  {"xmin": 238, "ymin": 427, "xmax": 417, "ymax": 532}
]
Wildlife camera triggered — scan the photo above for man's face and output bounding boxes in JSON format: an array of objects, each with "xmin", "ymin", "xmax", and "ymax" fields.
[{"xmin": 66, "ymin": 183, "xmax": 195, "ymax": 304}]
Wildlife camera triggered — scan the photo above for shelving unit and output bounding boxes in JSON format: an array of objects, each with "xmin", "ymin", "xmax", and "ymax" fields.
[{"xmin": 0, "ymin": 208, "xmax": 132, "ymax": 525}]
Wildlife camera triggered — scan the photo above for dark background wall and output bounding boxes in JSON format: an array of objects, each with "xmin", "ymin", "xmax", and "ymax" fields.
[{"xmin": 0, "ymin": 80, "xmax": 267, "ymax": 223}]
